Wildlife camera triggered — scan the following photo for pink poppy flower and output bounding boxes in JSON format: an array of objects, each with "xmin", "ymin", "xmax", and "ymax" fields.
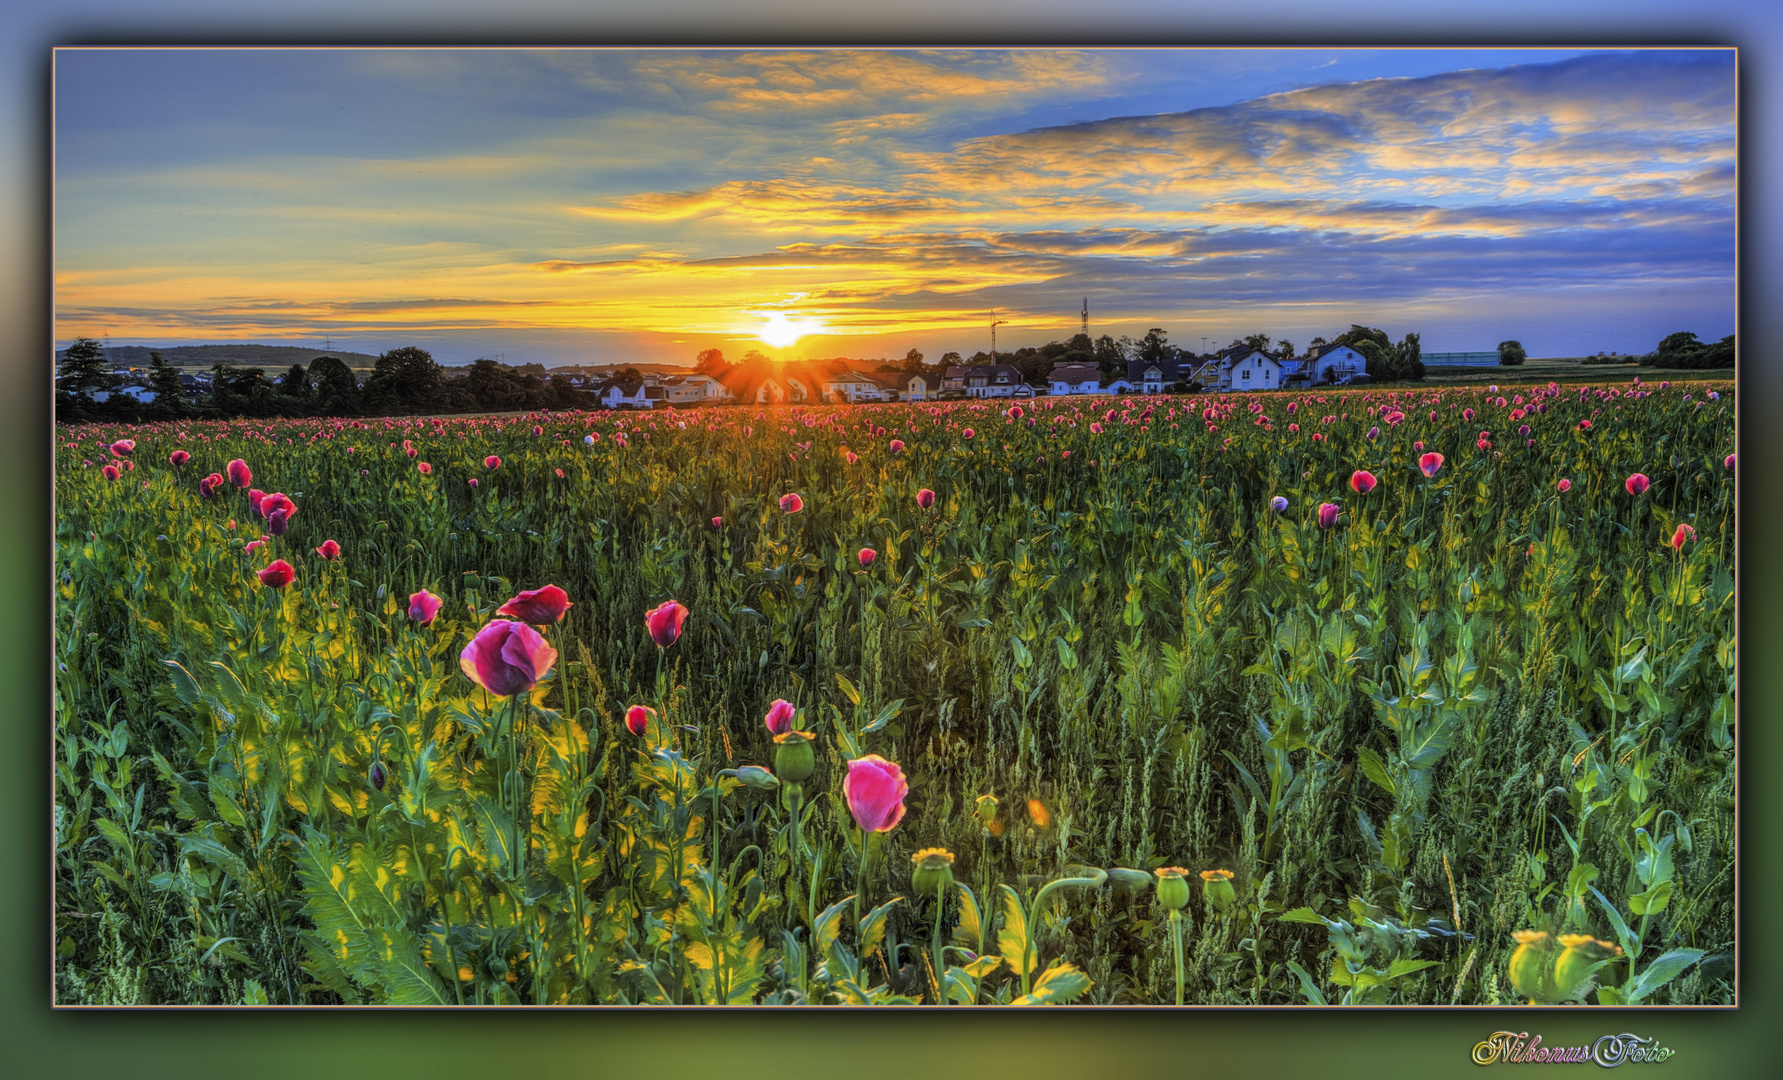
[
  {"xmin": 409, "ymin": 589, "xmax": 443, "ymax": 625},
  {"xmin": 844, "ymin": 755, "xmax": 909, "ymax": 833},
  {"xmin": 1578, "ymin": 420, "xmax": 1592, "ymax": 431},
  {"xmin": 858, "ymin": 547, "xmax": 876, "ymax": 567},
  {"xmin": 711, "ymin": 516, "xmax": 724, "ymax": 529},
  {"xmin": 1419, "ymin": 452, "xmax": 1444, "ymax": 478},
  {"xmin": 315, "ymin": 539, "xmax": 341, "ymax": 560},
  {"xmin": 109, "ymin": 439, "xmax": 135, "ymax": 457},
  {"xmin": 845, "ymin": 451, "xmax": 859, "ymax": 464},
  {"xmin": 916, "ymin": 488, "xmax": 936, "ymax": 509},
  {"xmin": 1349, "ymin": 470, "xmax": 1377, "ymax": 494},
  {"xmin": 498, "ymin": 584, "xmax": 573, "ymax": 625},
  {"xmin": 764, "ymin": 699, "xmax": 796, "ymax": 736},
  {"xmin": 645, "ymin": 599, "xmax": 689, "ymax": 648},
  {"xmin": 625, "ymin": 704, "xmax": 653, "ymax": 738},
  {"xmin": 267, "ymin": 508, "xmax": 290, "ymax": 537},
  {"xmin": 248, "ymin": 489, "xmax": 267, "ymax": 517},
  {"xmin": 962, "ymin": 428, "xmax": 975, "ymax": 440},
  {"xmin": 1724, "ymin": 453, "xmax": 1735, "ymax": 470},
  {"xmin": 460, "ymin": 619, "xmax": 557, "ymax": 697},
  {"xmin": 1317, "ymin": 503, "xmax": 1340, "ymax": 530},
  {"xmin": 169, "ymin": 450, "xmax": 190, "ymax": 468},
  {"xmin": 260, "ymin": 493, "xmax": 297, "ymax": 521},
  {"xmin": 1670, "ymin": 523, "xmax": 1696, "ymax": 550},
  {"xmin": 1625, "ymin": 473, "xmax": 1650, "ymax": 496},
  {"xmin": 417, "ymin": 461, "xmax": 432, "ymax": 474},
  {"xmin": 889, "ymin": 439, "xmax": 905, "ymax": 454},
  {"xmin": 1557, "ymin": 478, "xmax": 1572, "ymax": 493},
  {"xmin": 101, "ymin": 465, "xmax": 120, "ymax": 481},
  {"xmin": 257, "ymin": 559, "xmax": 295, "ymax": 589},
  {"xmin": 780, "ymin": 493, "xmax": 804, "ymax": 514},
  {"xmin": 484, "ymin": 455, "xmax": 501, "ymax": 470},
  {"xmin": 468, "ymin": 478, "xmax": 479, "ymax": 488}
]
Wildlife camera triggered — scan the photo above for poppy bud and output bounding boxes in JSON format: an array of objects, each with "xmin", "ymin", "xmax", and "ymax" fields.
[
  {"xmin": 1553, "ymin": 934, "xmax": 1620, "ymax": 997},
  {"xmin": 1317, "ymin": 502, "xmax": 1340, "ymax": 530},
  {"xmin": 910, "ymin": 848, "xmax": 955, "ymax": 896},
  {"xmin": 773, "ymin": 730, "xmax": 817, "ymax": 784},
  {"xmin": 1200, "ymin": 869, "xmax": 1237, "ymax": 910},
  {"xmin": 1155, "ymin": 867, "xmax": 1191, "ymax": 911},
  {"xmin": 734, "ymin": 765, "xmax": 779, "ymax": 791},
  {"xmin": 857, "ymin": 547, "xmax": 876, "ymax": 567},
  {"xmin": 625, "ymin": 704, "xmax": 653, "ymax": 738},
  {"xmin": 916, "ymin": 487, "xmax": 936, "ymax": 509},
  {"xmin": 1671, "ymin": 523, "xmax": 1696, "ymax": 550},
  {"xmin": 1106, "ymin": 867, "xmax": 1154, "ymax": 892},
  {"xmin": 368, "ymin": 761, "xmax": 387, "ymax": 791},
  {"xmin": 1557, "ymin": 478, "xmax": 1571, "ymax": 493},
  {"xmin": 1724, "ymin": 453, "xmax": 1735, "ymax": 470}
]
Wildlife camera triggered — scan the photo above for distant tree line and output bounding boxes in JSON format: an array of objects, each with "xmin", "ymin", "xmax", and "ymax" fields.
[
  {"xmin": 1642, "ymin": 331, "xmax": 1735, "ymax": 369},
  {"xmin": 55, "ymin": 340, "xmax": 598, "ymax": 423}
]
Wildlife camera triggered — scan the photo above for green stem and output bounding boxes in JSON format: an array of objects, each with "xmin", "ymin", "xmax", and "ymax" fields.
[
  {"xmin": 1170, "ymin": 909, "xmax": 1185, "ymax": 1006},
  {"xmin": 932, "ymin": 877, "xmax": 946, "ymax": 1005},
  {"xmin": 855, "ymin": 826, "xmax": 868, "ymax": 938}
]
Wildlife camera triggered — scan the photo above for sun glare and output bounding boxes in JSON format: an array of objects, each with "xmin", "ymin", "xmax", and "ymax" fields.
[{"xmin": 759, "ymin": 313, "xmax": 824, "ymax": 349}]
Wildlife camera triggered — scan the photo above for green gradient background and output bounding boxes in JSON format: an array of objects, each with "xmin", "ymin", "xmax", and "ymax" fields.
[{"xmin": 10, "ymin": 4, "xmax": 1778, "ymax": 1079}]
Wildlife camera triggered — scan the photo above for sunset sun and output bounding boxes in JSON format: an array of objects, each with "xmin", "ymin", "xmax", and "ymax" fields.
[{"xmin": 758, "ymin": 313, "xmax": 824, "ymax": 349}]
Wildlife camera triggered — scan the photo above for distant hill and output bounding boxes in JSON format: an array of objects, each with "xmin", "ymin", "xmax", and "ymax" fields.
[{"xmin": 55, "ymin": 343, "xmax": 383, "ymax": 369}]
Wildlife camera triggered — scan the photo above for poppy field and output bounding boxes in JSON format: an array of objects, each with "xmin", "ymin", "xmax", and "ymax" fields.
[{"xmin": 53, "ymin": 378, "xmax": 1737, "ymax": 1005}]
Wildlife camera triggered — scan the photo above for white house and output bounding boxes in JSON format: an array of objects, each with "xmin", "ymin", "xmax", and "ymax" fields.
[
  {"xmin": 595, "ymin": 375, "xmax": 654, "ymax": 409},
  {"xmin": 944, "ymin": 364, "xmax": 1030, "ymax": 398},
  {"xmin": 1211, "ymin": 347, "xmax": 1284, "ymax": 392},
  {"xmin": 656, "ymin": 373, "xmax": 731, "ymax": 406},
  {"xmin": 1303, "ymin": 343, "xmax": 1369, "ymax": 385},
  {"xmin": 823, "ymin": 370, "xmax": 893, "ymax": 404},
  {"xmin": 1048, "ymin": 362, "xmax": 1102, "ymax": 396},
  {"xmin": 876, "ymin": 371, "xmax": 934, "ymax": 401}
]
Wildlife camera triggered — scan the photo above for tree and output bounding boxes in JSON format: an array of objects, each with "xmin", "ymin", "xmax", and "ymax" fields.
[
  {"xmin": 310, "ymin": 355, "xmax": 361, "ymax": 414},
  {"xmin": 1397, "ymin": 332, "xmax": 1423, "ymax": 381},
  {"xmin": 940, "ymin": 351, "xmax": 962, "ymax": 368},
  {"xmin": 58, "ymin": 337, "xmax": 115, "ymax": 398},
  {"xmin": 147, "ymin": 350, "xmax": 186, "ymax": 413},
  {"xmin": 1139, "ymin": 328, "xmax": 1171, "ymax": 364},
  {"xmin": 277, "ymin": 362, "xmax": 312, "ymax": 403},
  {"xmin": 1243, "ymin": 333, "xmax": 1272, "ymax": 353},
  {"xmin": 363, "ymin": 346, "xmax": 445, "ymax": 413},
  {"xmin": 694, "ymin": 348, "xmax": 729, "ymax": 376},
  {"xmin": 1308, "ymin": 335, "xmax": 1328, "ymax": 349},
  {"xmin": 902, "ymin": 348, "xmax": 925, "ymax": 372},
  {"xmin": 1275, "ymin": 339, "xmax": 1297, "ymax": 361},
  {"xmin": 1497, "ymin": 340, "xmax": 1527, "ymax": 366}
]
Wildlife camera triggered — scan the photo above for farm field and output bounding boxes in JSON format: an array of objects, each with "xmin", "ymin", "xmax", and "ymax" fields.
[{"xmin": 53, "ymin": 378, "xmax": 1736, "ymax": 1006}]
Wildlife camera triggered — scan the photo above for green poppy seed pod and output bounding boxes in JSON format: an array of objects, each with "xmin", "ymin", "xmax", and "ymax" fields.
[
  {"xmin": 976, "ymin": 794, "xmax": 999, "ymax": 828},
  {"xmin": 911, "ymin": 848, "xmax": 956, "ymax": 895},
  {"xmin": 1155, "ymin": 867, "xmax": 1191, "ymax": 911},
  {"xmin": 773, "ymin": 730, "xmax": 816, "ymax": 784},
  {"xmin": 735, "ymin": 765, "xmax": 779, "ymax": 791},
  {"xmin": 1508, "ymin": 931, "xmax": 1558, "ymax": 1002},
  {"xmin": 368, "ymin": 761, "xmax": 387, "ymax": 792},
  {"xmin": 1200, "ymin": 869, "xmax": 1237, "ymax": 910},
  {"xmin": 1552, "ymin": 935, "xmax": 1620, "ymax": 998}
]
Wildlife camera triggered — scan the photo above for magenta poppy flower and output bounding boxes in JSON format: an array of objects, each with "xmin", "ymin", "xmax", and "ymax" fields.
[
  {"xmin": 315, "ymin": 539, "xmax": 341, "ymax": 560},
  {"xmin": 844, "ymin": 755, "xmax": 909, "ymax": 833},
  {"xmin": 962, "ymin": 428, "xmax": 975, "ymax": 440},
  {"xmin": 257, "ymin": 559, "xmax": 295, "ymax": 589},
  {"xmin": 1578, "ymin": 420, "xmax": 1592, "ymax": 431},
  {"xmin": 101, "ymin": 464, "xmax": 120, "ymax": 481},
  {"xmin": 267, "ymin": 508, "xmax": 290, "ymax": 537},
  {"xmin": 248, "ymin": 489, "xmax": 267, "ymax": 517},
  {"xmin": 1724, "ymin": 453, "xmax": 1735, "ymax": 470},
  {"xmin": 484, "ymin": 455, "xmax": 501, "ymax": 470},
  {"xmin": 1317, "ymin": 503, "xmax": 1340, "ymax": 530},
  {"xmin": 645, "ymin": 599, "xmax": 689, "ymax": 648},
  {"xmin": 498, "ymin": 584, "xmax": 573, "ymax": 625},
  {"xmin": 417, "ymin": 462, "xmax": 432, "ymax": 474},
  {"xmin": 1462, "ymin": 408, "xmax": 1474, "ymax": 422},
  {"xmin": 1349, "ymin": 470, "xmax": 1377, "ymax": 494},
  {"xmin": 261, "ymin": 493, "xmax": 297, "ymax": 521},
  {"xmin": 1670, "ymin": 523, "xmax": 1696, "ymax": 550},
  {"xmin": 1008, "ymin": 406, "xmax": 1024, "ymax": 420},
  {"xmin": 460, "ymin": 619, "xmax": 557, "ymax": 697},
  {"xmin": 764, "ymin": 699, "xmax": 796, "ymax": 736},
  {"xmin": 1419, "ymin": 452, "xmax": 1444, "ymax": 478},
  {"xmin": 858, "ymin": 547, "xmax": 876, "ymax": 567},
  {"xmin": 1625, "ymin": 473, "xmax": 1650, "ymax": 496},
  {"xmin": 889, "ymin": 439, "xmax": 905, "ymax": 454},
  {"xmin": 845, "ymin": 451, "xmax": 859, "ymax": 464},
  {"xmin": 1089, "ymin": 422, "xmax": 1104, "ymax": 434},
  {"xmin": 245, "ymin": 539, "xmax": 266, "ymax": 554},
  {"xmin": 1557, "ymin": 478, "xmax": 1572, "ymax": 493},
  {"xmin": 468, "ymin": 478, "xmax": 479, "ymax": 488},
  {"xmin": 109, "ymin": 439, "xmax": 135, "ymax": 457},
  {"xmin": 227, "ymin": 459, "xmax": 252, "ymax": 488},
  {"xmin": 916, "ymin": 488, "xmax": 936, "ymax": 510},
  {"xmin": 711, "ymin": 515, "xmax": 723, "ymax": 529},
  {"xmin": 780, "ymin": 493, "xmax": 804, "ymax": 514},
  {"xmin": 199, "ymin": 472, "xmax": 223, "ymax": 499},
  {"xmin": 626, "ymin": 704, "xmax": 654, "ymax": 738},
  {"xmin": 409, "ymin": 589, "xmax": 443, "ymax": 625},
  {"xmin": 169, "ymin": 450, "xmax": 190, "ymax": 468}
]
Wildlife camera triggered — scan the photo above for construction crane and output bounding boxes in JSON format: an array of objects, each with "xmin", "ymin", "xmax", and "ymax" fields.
[{"xmin": 990, "ymin": 312, "xmax": 1008, "ymax": 363}]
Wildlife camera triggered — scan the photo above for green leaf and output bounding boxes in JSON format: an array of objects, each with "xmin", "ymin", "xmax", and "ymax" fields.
[
  {"xmin": 835, "ymin": 673, "xmax": 862, "ymax": 707},
  {"xmin": 1628, "ymin": 881, "xmax": 1672, "ymax": 916},
  {"xmin": 1012, "ymin": 962, "xmax": 1092, "ymax": 1005},
  {"xmin": 1284, "ymin": 959, "xmax": 1329, "ymax": 1005},
  {"xmin": 861, "ymin": 699, "xmax": 903, "ymax": 736},
  {"xmin": 1384, "ymin": 958, "xmax": 1441, "ymax": 980},
  {"xmin": 952, "ymin": 884, "xmax": 983, "ymax": 949},
  {"xmin": 1356, "ymin": 747, "xmax": 1396, "ymax": 797},
  {"xmin": 91, "ymin": 817, "xmax": 133, "ymax": 853},
  {"xmin": 856, "ymin": 897, "xmax": 902, "ymax": 959},
  {"xmin": 1278, "ymin": 907, "xmax": 1331, "ymax": 927},
  {"xmin": 813, "ymin": 895, "xmax": 855, "ymax": 959},
  {"xmin": 1626, "ymin": 948, "xmax": 1705, "ymax": 1004},
  {"xmin": 996, "ymin": 884, "xmax": 1033, "ymax": 979}
]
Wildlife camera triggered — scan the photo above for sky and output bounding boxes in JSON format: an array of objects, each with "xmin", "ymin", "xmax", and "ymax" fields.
[{"xmin": 53, "ymin": 46, "xmax": 1735, "ymax": 367}]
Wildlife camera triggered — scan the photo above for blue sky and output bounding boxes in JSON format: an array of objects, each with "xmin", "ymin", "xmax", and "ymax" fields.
[{"xmin": 53, "ymin": 47, "xmax": 1735, "ymax": 366}]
